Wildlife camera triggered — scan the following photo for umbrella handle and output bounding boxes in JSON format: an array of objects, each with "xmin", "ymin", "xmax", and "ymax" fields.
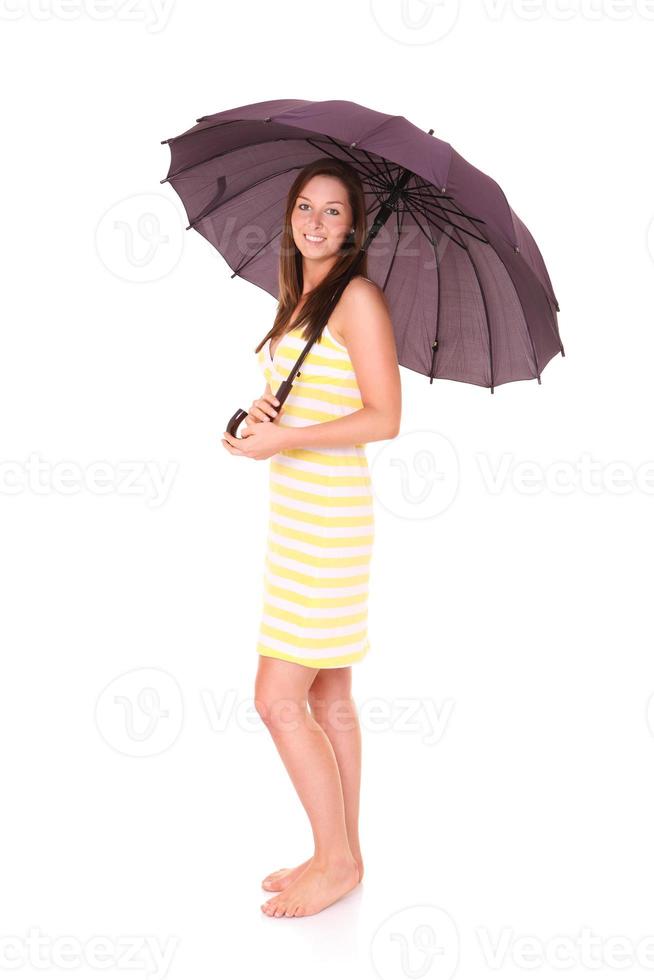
[
  {"xmin": 225, "ymin": 407, "xmax": 249, "ymax": 438},
  {"xmin": 225, "ymin": 378, "xmax": 297, "ymax": 438}
]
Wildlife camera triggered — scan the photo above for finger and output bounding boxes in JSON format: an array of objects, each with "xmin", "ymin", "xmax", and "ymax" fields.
[
  {"xmin": 222, "ymin": 433, "xmax": 247, "ymax": 454},
  {"xmin": 221, "ymin": 439, "xmax": 247, "ymax": 456},
  {"xmin": 249, "ymin": 407, "xmax": 273, "ymax": 422},
  {"xmin": 255, "ymin": 399, "xmax": 278, "ymax": 420}
]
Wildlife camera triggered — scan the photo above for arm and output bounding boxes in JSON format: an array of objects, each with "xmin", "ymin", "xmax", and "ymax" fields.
[{"xmin": 282, "ymin": 278, "xmax": 401, "ymax": 450}]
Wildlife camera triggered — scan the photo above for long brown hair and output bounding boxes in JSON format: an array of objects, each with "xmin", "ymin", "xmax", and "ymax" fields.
[{"xmin": 255, "ymin": 157, "xmax": 368, "ymax": 356}]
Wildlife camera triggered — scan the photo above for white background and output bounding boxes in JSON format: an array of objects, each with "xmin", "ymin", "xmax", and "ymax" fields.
[{"xmin": 2, "ymin": 0, "xmax": 653, "ymax": 978}]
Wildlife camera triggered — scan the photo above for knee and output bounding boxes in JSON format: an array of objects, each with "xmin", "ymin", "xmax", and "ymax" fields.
[
  {"xmin": 308, "ymin": 690, "xmax": 357, "ymax": 732},
  {"xmin": 254, "ymin": 684, "xmax": 309, "ymax": 735}
]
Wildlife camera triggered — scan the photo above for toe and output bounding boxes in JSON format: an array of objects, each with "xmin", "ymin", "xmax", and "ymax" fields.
[{"xmin": 262, "ymin": 867, "xmax": 289, "ymax": 887}]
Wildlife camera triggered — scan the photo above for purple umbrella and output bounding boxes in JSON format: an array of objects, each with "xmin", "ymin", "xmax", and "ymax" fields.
[{"xmin": 161, "ymin": 98, "xmax": 563, "ymax": 430}]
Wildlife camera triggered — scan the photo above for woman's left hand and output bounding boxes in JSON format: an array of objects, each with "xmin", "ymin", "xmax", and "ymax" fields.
[{"xmin": 221, "ymin": 420, "xmax": 290, "ymax": 460}]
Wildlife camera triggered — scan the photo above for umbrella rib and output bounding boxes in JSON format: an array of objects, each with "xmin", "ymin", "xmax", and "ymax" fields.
[
  {"xmin": 405, "ymin": 178, "xmax": 488, "ymax": 232},
  {"xmin": 475, "ymin": 232, "xmax": 551, "ymax": 378},
  {"xmin": 408, "ymin": 173, "xmax": 460, "ymax": 207},
  {"xmin": 230, "ymin": 228, "xmax": 283, "ymax": 278},
  {"xmin": 359, "ymin": 146, "xmax": 398, "ymax": 188},
  {"xmin": 161, "ymin": 116, "xmax": 243, "ymax": 145},
  {"xmin": 401, "ymin": 198, "xmax": 490, "ymax": 246},
  {"xmin": 409, "ymin": 181, "xmax": 443, "ymax": 383},
  {"xmin": 318, "ymin": 136, "xmax": 391, "ymax": 187},
  {"xmin": 185, "ymin": 163, "xmax": 312, "ymax": 229},
  {"xmin": 407, "ymin": 178, "xmax": 490, "ymax": 247},
  {"xmin": 447, "ymin": 225, "xmax": 496, "ymax": 393},
  {"xmin": 403, "ymin": 203, "xmax": 468, "ymax": 251},
  {"xmin": 407, "ymin": 176, "xmax": 486, "ymax": 225},
  {"xmin": 377, "ymin": 204, "xmax": 442, "ymax": 384},
  {"xmin": 404, "ymin": 188, "xmax": 487, "ymax": 230},
  {"xmin": 402, "ymin": 177, "xmax": 467, "ymax": 247}
]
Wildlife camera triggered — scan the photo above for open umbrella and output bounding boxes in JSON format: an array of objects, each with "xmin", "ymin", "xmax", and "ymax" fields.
[{"xmin": 160, "ymin": 98, "xmax": 564, "ymax": 434}]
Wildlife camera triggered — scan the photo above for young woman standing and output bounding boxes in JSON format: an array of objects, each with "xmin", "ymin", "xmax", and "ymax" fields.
[{"xmin": 222, "ymin": 158, "xmax": 401, "ymax": 917}]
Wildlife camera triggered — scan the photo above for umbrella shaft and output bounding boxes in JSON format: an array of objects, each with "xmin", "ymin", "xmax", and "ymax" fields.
[{"xmin": 363, "ymin": 166, "xmax": 414, "ymax": 250}]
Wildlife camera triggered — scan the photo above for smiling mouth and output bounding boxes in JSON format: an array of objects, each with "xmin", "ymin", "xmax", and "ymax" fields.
[{"xmin": 304, "ymin": 234, "xmax": 325, "ymax": 243}]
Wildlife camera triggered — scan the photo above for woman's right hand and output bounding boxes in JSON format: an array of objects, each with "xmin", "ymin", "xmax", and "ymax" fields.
[{"xmin": 245, "ymin": 389, "xmax": 281, "ymax": 425}]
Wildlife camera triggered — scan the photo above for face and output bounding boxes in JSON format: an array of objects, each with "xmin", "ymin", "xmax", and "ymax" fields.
[{"xmin": 290, "ymin": 174, "xmax": 354, "ymax": 265}]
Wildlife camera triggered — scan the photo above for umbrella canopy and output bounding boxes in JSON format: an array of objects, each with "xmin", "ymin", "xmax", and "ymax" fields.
[{"xmin": 161, "ymin": 98, "xmax": 563, "ymax": 392}]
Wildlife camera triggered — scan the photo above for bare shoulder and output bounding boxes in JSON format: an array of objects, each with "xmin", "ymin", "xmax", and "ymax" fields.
[
  {"xmin": 345, "ymin": 275, "xmax": 387, "ymax": 304},
  {"xmin": 331, "ymin": 275, "xmax": 390, "ymax": 345}
]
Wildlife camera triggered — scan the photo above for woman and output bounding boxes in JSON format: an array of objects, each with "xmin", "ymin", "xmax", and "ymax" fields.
[{"xmin": 222, "ymin": 158, "xmax": 401, "ymax": 918}]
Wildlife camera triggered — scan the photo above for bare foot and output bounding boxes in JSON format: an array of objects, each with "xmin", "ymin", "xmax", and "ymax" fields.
[
  {"xmin": 262, "ymin": 855, "xmax": 364, "ymax": 892},
  {"xmin": 261, "ymin": 857, "xmax": 360, "ymax": 917},
  {"xmin": 261, "ymin": 859, "xmax": 311, "ymax": 892}
]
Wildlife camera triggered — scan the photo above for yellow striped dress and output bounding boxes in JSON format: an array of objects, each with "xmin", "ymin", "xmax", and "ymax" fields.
[{"xmin": 256, "ymin": 321, "xmax": 374, "ymax": 669}]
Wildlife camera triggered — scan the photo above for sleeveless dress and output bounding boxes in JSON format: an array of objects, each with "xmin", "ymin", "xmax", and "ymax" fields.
[{"xmin": 255, "ymin": 322, "xmax": 374, "ymax": 669}]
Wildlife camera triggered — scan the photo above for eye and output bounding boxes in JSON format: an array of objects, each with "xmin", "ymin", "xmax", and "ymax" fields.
[{"xmin": 297, "ymin": 203, "xmax": 340, "ymax": 215}]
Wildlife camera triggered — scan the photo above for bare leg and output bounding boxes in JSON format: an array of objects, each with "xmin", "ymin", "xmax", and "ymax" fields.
[
  {"xmin": 261, "ymin": 665, "xmax": 364, "ymax": 891},
  {"xmin": 310, "ymin": 668, "xmax": 364, "ymax": 872},
  {"xmin": 254, "ymin": 657, "xmax": 360, "ymax": 916}
]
